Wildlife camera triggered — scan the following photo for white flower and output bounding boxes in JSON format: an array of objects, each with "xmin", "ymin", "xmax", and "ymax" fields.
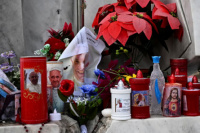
[
  {"xmin": 75, "ymin": 97, "xmax": 82, "ymax": 106},
  {"xmin": 34, "ymin": 50, "xmax": 41, "ymax": 55},
  {"xmin": 83, "ymin": 97, "xmax": 88, "ymax": 105},
  {"xmin": 64, "ymin": 38, "xmax": 70, "ymax": 47},
  {"xmin": 54, "ymin": 51, "xmax": 61, "ymax": 59}
]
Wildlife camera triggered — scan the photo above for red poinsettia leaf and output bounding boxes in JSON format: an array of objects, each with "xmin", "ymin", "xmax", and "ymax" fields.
[
  {"xmin": 167, "ymin": 15, "xmax": 180, "ymax": 29},
  {"xmin": 127, "ymin": 30, "xmax": 137, "ymax": 36},
  {"xmin": 100, "ymin": 12, "xmax": 117, "ymax": 25},
  {"xmin": 136, "ymin": 0, "xmax": 150, "ymax": 8},
  {"xmin": 154, "ymin": 9, "xmax": 169, "ymax": 17},
  {"xmin": 96, "ymin": 31, "xmax": 103, "ymax": 40},
  {"xmin": 101, "ymin": 4, "xmax": 115, "ymax": 13},
  {"xmin": 160, "ymin": 18, "xmax": 168, "ymax": 28},
  {"xmin": 153, "ymin": 1, "xmax": 170, "ymax": 15},
  {"xmin": 92, "ymin": 7, "xmax": 102, "ymax": 27},
  {"xmin": 174, "ymin": 25, "xmax": 183, "ymax": 41},
  {"xmin": 166, "ymin": 3, "xmax": 177, "ymax": 13},
  {"xmin": 127, "ymin": 0, "xmax": 133, "ymax": 3},
  {"xmin": 108, "ymin": 21, "xmax": 122, "ymax": 39},
  {"xmin": 143, "ymin": 21, "xmax": 152, "ymax": 40},
  {"xmin": 132, "ymin": 16, "xmax": 146, "ymax": 34},
  {"xmin": 117, "ymin": 28, "xmax": 129, "ymax": 46},
  {"xmin": 118, "ymin": 14, "xmax": 133, "ymax": 22},
  {"xmin": 102, "ymin": 29, "xmax": 116, "ymax": 45},
  {"xmin": 143, "ymin": 13, "xmax": 158, "ymax": 33},
  {"xmin": 118, "ymin": 22, "xmax": 135, "ymax": 31},
  {"xmin": 98, "ymin": 21, "xmax": 110, "ymax": 34},
  {"xmin": 118, "ymin": 11, "xmax": 133, "ymax": 15},
  {"xmin": 125, "ymin": 0, "xmax": 136, "ymax": 9},
  {"xmin": 115, "ymin": 5, "xmax": 129, "ymax": 13},
  {"xmin": 152, "ymin": 7, "xmax": 165, "ymax": 20}
]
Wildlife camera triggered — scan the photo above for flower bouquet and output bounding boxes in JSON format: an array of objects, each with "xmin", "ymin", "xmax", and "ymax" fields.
[
  {"xmin": 57, "ymin": 58, "xmax": 136, "ymax": 130},
  {"xmin": 34, "ymin": 22, "xmax": 74, "ymax": 61},
  {"xmin": 92, "ymin": 0, "xmax": 183, "ymax": 64}
]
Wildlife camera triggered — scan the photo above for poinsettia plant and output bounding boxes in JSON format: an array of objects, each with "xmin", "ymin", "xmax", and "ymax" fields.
[
  {"xmin": 92, "ymin": 0, "xmax": 183, "ymax": 63},
  {"xmin": 34, "ymin": 22, "xmax": 74, "ymax": 61}
]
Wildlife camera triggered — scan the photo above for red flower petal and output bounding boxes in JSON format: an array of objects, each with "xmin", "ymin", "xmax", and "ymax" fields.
[
  {"xmin": 118, "ymin": 14, "xmax": 133, "ymax": 22},
  {"xmin": 117, "ymin": 29, "xmax": 129, "ymax": 46},
  {"xmin": 166, "ymin": 3, "xmax": 177, "ymax": 13},
  {"xmin": 160, "ymin": 18, "xmax": 168, "ymax": 28},
  {"xmin": 92, "ymin": 7, "xmax": 102, "ymax": 27},
  {"xmin": 153, "ymin": 1, "xmax": 170, "ymax": 14},
  {"xmin": 63, "ymin": 22, "xmax": 69, "ymax": 33},
  {"xmin": 100, "ymin": 12, "xmax": 117, "ymax": 25},
  {"xmin": 143, "ymin": 21, "xmax": 152, "ymax": 40},
  {"xmin": 154, "ymin": 9, "xmax": 169, "ymax": 17},
  {"xmin": 143, "ymin": 13, "xmax": 158, "ymax": 33},
  {"xmin": 167, "ymin": 15, "xmax": 180, "ymax": 29},
  {"xmin": 67, "ymin": 23, "xmax": 73, "ymax": 34},
  {"xmin": 174, "ymin": 25, "xmax": 183, "ymax": 41},
  {"xmin": 132, "ymin": 16, "xmax": 146, "ymax": 34},
  {"xmin": 118, "ymin": 22, "xmax": 135, "ymax": 31},
  {"xmin": 99, "ymin": 21, "xmax": 110, "ymax": 34},
  {"xmin": 115, "ymin": 5, "xmax": 129, "ymax": 13},
  {"xmin": 102, "ymin": 29, "xmax": 116, "ymax": 45},
  {"xmin": 136, "ymin": 0, "xmax": 150, "ymax": 8},
  {"xmin": 59, "ymin": 79, "xmax": 74, "ymax": 96},
  {"xmin": 108, "ymin": 21, "xmax": 122, "ymax": 39},
  {"xmin": 127, "ymin": 30, "xmax": 137, "ymax": 36},
  {"xmin": 125, "ymin": 0, "xmax": 136, "ymax": 9}
]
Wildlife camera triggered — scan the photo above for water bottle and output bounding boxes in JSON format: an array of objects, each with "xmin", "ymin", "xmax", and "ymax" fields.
[{"xmin": 150, "ymin": 56, "xmax": 165, "ymax": 115}]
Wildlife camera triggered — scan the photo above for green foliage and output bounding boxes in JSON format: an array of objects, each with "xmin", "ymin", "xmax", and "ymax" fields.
[{"xmin": 57, "ymin": 89, "xmax": 68, "ymax": 102}]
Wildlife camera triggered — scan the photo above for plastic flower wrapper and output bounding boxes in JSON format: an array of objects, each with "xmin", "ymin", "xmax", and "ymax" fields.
[
  {"xmin": 34, "ymin": 22, "xmax": 74, "ymax": 61},
  {"xmin": 0, "ymin": 51, "xmax": 20, "ymax": 89},
  {"xmin": 92, "ymin": 0, "xmax": 184, "ymax": 64}
]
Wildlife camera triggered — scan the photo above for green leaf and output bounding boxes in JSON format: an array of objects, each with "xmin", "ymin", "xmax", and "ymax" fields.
[
  {"xmin": 57, "ymin": 89, "xmax": 68, "ymax": 102},
  {"xmin": 86, "ymin": 107, "xmax": 98, "ymax": 120},
  {"xmin": 77, "ymin": 104, "xmax": 86, "ymax": 114}
]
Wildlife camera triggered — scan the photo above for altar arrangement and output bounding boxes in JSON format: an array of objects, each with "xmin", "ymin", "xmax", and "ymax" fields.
[{"xmin": 1, "ymin": 0, "xmax": 200, "ymax": 133}]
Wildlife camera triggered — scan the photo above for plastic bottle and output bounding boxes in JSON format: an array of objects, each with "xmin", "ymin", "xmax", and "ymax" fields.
[{"xmin": 150, "ymin": 56, "xmax": 165, "ymax": 115}]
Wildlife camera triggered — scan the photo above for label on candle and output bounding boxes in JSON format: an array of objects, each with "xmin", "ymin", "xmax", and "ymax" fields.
[
  {"xmin": 183, "ymin": 95, "xmax": 188, "ymax": 111},
  {"xmin": 132, "ymin": 90, "xmax": 149, "ymax": 107},
  {"xmin": 115, "ymin": 98, "xmax": 130, "ymax": 113}
]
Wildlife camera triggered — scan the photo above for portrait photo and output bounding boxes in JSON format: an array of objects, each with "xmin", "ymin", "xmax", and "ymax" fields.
[{"xmin": 24, "ymin": 69, "xmax": 41, "ymax": 94}]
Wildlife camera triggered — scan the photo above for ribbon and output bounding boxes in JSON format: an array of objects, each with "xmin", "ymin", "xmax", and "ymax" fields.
[{"xmin": 155, "ymin": 79, "xmax": 162, "ymax": 104}]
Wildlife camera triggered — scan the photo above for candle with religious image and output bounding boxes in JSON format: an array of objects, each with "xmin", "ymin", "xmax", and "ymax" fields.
[
  {"xmin": 129, "ymin": 70, "xmax": 150, "ymax": 119},
  {"xmin": 20, "ymin": 56, "xmax": 48, "ymax": 124},
  {"xmin": 47, "ymin": 61, "xmax": 64, "ymax": 113},
  {"xmin": 163, "ymin": 74, "xmax": 182, "ymax": 117}
]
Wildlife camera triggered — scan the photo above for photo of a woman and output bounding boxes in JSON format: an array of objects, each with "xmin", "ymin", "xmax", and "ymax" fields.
[{"xmin": 164, "ymin": 88, "xmax": 181, "ymax": 116}]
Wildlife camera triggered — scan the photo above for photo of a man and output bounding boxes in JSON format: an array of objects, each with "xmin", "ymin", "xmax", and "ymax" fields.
[
  {"xmin": 26, "ymin": 71, "xmax": 41, "ymax": 94},
  {"xmin": 49, "ymin": 69, "xmax": 62, "ymax": 88}
]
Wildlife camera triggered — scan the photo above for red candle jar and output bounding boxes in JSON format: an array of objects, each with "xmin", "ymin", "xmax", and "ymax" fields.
[
  {"xmin": 170, "ymin": 58, "xmax": 187, "ymax": 77},
  {"xmin": 192, "ymin": 76, "xmax": 200, "ymax": 89},
  {"xmin": 129, "ymin": 70, "xmax": 150, "ymax": 119},
  {"xmin": 182, "ymin": 82, "xmax": 200, "ymax": 116},
  {"xmin": 20, "ymin": 56, "xmax": 48, "ymax": 124},
  {"xmin": 163, "ymin": 74, "xmax": 182, "ymax": 117}
]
